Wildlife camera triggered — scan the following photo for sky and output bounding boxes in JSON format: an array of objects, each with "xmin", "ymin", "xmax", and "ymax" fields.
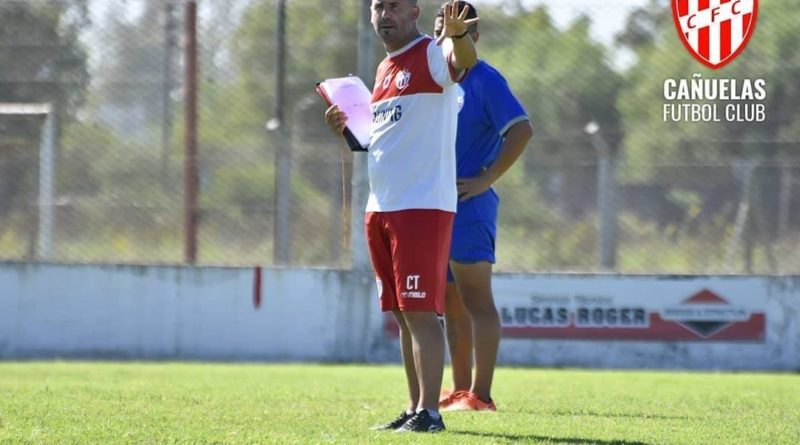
[
  {"xmin": 520, "ymin": 0, "xmax": 651, "ymax": 45},
  {"xmin": 475, "ymin": 0, "xmax": 652, "ymax": 66},
  {"xmin": 91, "ymin": 0, "xmax": 652, "ymax": 44},
  {"xmin": 87, "ymin": 0, "xmax": 653, "ymax": 68}
]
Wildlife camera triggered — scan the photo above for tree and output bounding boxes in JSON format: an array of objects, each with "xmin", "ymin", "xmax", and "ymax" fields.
[
  {"xmin": 0, "ymin": 0, "xmax": 89, "ymax": 109},
  {"xmin": 483, "ymin": 5, "xmax": 623, "ymax": 219},
  {"xmin": 222, "ymin": 0, "xmax": 364, "ymax": 264},
  {"xmin": 0, "ymin": 0, "xmax": 89, "ymax": 247},
  {"xmin": 92, "ymin": 0, "xmax": 171, "ymax": 139},
  {"xmin": 618, "ymin": 0, "xmax": 800, "ymax": 171},
  {"xmin": 616, "ymin": 0, "xmax": 800, "ymax": 270}
]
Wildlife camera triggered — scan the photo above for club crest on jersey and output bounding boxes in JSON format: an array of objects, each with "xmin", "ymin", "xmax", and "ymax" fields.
[
  {"xmin": 395, "ymin": 69, "xmax": 412, "ymax": 90},
  {"xmin": 672, "ymin": 0, "xmax": 758, "ymax": 70}
]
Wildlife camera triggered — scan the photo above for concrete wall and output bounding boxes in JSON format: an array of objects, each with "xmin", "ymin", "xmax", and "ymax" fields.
[
  {"xmin": 1, "ymin": 262, "xmax": 798, "ymax": 370},
  {"xmin": 0, "ymin": 263, "xmax": 373, "ymax": 361}
]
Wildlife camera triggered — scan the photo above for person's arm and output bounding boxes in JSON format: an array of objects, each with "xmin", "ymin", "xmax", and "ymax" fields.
[
  {"xmin": 437, "ymin": 1, "xmax": 478, "ymax": 71},
  {"xmin": 457, "ymin": 120, "xmax": 533, "ymax": 201},
  {"xmin": 449, "ymin": 30, "xmax": 476, "ymax": 71}
]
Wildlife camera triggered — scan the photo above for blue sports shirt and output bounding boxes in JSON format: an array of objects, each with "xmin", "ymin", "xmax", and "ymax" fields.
[{"xmin": 454, "ymin": 60, "xmax": 529, "ymax": 225}]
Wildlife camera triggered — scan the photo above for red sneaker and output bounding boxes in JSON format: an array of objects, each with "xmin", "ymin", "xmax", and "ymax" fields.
[
  {"xmin": 439, "ymin": 390, "xmax": 469, "ymax": 410},
  {"xmin": 445, "ymin": 392, "xmax": 497, "ymax": 412}
]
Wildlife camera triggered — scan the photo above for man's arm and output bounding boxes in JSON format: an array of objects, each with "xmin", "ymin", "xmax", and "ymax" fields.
[{"xmin": 457, "ymin": 120, "xmax": 533, "ymax": 201}]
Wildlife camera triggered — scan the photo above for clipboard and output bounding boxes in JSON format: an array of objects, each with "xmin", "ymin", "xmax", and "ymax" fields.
[{"xmin": 316, "ymin": 76, "xmax": 372, "ymax": 152}]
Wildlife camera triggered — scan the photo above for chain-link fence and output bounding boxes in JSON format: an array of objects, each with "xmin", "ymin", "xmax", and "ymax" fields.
[{"xmin": 1, "ymin": 0, "xmax": 798, "ymax": 273}]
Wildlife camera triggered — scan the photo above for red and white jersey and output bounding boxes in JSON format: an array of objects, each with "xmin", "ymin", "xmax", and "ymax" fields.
[{"xmin": 367, "ymin": 35, "xmax": 463, "ymax": 213}]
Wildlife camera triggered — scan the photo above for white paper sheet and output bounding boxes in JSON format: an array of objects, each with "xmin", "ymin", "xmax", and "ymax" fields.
[{"xmin": 318, "ymin": 76, "xmax": 372, "ymax": 149}]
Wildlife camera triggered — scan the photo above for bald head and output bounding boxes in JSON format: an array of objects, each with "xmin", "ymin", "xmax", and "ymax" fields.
[{"xmin": 371, "ymin": 0, "xmax": 422, "ymax": 51}]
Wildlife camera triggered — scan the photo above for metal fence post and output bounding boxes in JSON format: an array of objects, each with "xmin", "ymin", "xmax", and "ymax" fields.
[
  {"xmin": 334, "ymin": 0, "xmax": 377, "ymax": 362},
  {"xmin": 161, "ymin": 1, "xmax": 177, "ymax": 191},
  {"xmin": 273, "ymin": 0, "xmax": 292, "ymax": 265},
  {"xmin": 587, "ymin": 121, "xmax": 617, "ymax": 271},
  {"xmin": 351, "ymin": 0, "xmax": 374, "ymax": 274},
  {"xmin": 37, "ymin": 110, "xmax": 55, "ymax": 260},
  {"xmin": 183, "ymin": 0, "xmax": 199, "ymax": 264}
]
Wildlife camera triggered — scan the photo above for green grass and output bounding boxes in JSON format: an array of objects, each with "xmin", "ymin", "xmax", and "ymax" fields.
[{"xmin": 0, "ymin": 363, "xmax": 798, "ymax": 444}]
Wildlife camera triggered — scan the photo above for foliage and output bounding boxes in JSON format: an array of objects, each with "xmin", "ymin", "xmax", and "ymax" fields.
[
  {"xmin": 4, "ymin": 0, "xmax": 800, "ymax": 271},
  {"xmin": 0, "ymin": 0, "xmax": 89, "ymax": 110},
  {"xmin": 618, "ymin": 0, "xmax": 800, "ymax": 171},
  {"xmin": 0, "ymin": 0, "xmax": 90, "ymax": 239}
]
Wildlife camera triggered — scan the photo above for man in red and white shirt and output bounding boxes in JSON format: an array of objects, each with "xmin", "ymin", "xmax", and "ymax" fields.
[{"xmin": 325, "ymin": 0, "xmax": 478, "ymax": 434}]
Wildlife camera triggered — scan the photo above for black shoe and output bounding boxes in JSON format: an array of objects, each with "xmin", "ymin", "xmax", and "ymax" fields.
[
  {"xmin": 395, "ymin": 410, "xmax": 446, "ymax": 433},
  {"xmin": 370, "ymin": 411, "xmax": 415, "ymax": 431}
]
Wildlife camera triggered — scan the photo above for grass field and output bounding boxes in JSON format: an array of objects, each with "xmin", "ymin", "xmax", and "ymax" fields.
[{"xmin": 0, "ymin": 362, "xmax": 798, "ymax": 444}]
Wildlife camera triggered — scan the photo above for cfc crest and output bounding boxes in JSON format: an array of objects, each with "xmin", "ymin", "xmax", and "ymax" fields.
[
  {"xmin": 395, "ymin": 69, "xmax": 412, "ymax": 90},
  {"xmin": 672, "ymin": 0, "xmax": 758, "ymax": 69}
]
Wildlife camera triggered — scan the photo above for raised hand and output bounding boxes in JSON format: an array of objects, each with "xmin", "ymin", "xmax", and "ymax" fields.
[{"xmin": 436, "ymin": 0, "xmax": 479, "ymax": 46}]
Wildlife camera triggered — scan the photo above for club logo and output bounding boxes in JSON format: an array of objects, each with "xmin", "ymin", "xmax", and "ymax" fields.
[
  {"xmin": 395, "ymin": 69, "xmax": 411, "ymax": 90},
  {"xmin": 672, "ymin": 0, "xmax": 758, "ymax": 69},
  {"xmin": 456, "ymin": 85, "xmax": 465, "ymax": 112}
]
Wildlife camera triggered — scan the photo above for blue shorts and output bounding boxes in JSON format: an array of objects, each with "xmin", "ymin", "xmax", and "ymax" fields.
[{"xmin": 447, "ymin": 219, "xmax": 496, "ymax": 282}]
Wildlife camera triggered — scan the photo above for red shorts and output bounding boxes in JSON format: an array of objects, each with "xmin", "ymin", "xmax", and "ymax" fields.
[{"xmin": 365, "ymin": 209, "xmax": 454, "ymax": 315}]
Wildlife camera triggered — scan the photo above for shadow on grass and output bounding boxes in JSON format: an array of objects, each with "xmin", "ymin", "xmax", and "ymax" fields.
[
  {"xmin": 518, "ymin": 409, "xmax": 693, "ymax": 421},
  {"xmin": 451, "ymin": 430, "xmax": 651, "ymax": 445}
]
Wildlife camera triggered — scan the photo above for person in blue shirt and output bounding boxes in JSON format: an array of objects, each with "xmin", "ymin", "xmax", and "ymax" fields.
[{"xmin": 433, "ymin": 1, "xmax": 533, "ymax": 412}]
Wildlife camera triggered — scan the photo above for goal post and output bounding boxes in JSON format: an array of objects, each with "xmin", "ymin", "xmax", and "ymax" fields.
[{"xmin": 0, "ymin": 103, "xmax": 55, "ymax": 259}]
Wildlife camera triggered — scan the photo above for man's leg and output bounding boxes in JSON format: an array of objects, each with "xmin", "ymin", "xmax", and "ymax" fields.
[
  {"xmin": 402, "ymin": 310, "xmax": 445, "ymax": 412},
  {"xmin": 393, "ymin": 309, "xmax": 419, "ymax": 411},
  {"xmin": 388, "ymin": 209, "xmax": 451, "ymax": 431},
  {"xmin": 450, "ymin": 261, "xmax": 499, "ymax": 403},
  {"xmin": 364, "ymin": 212, "xmax": 419, "ymax": 429},
  {"xmin": 444, "ymin": 280, "xmax": 472, "ymax": 392}
]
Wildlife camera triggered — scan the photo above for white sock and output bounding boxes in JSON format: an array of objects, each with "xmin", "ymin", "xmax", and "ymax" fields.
[{"xmin": 405, "ymin": 409, "xmax": 414, "ymax": 415}]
